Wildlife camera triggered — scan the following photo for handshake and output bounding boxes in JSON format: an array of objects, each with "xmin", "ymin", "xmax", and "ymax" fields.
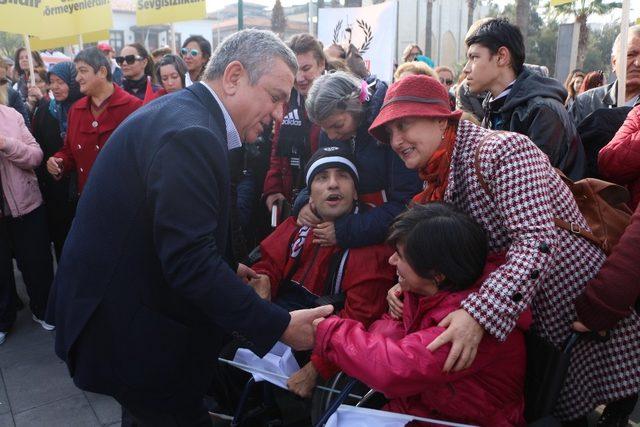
[{"xmin": 236, "ymin": 263, "xmax": 332, "ymax": 352}]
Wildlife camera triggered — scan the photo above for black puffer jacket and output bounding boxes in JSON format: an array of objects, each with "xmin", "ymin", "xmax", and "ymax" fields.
[{"xmin": 482, "ymin": 69, "xmax": 586, "ymax": 180}]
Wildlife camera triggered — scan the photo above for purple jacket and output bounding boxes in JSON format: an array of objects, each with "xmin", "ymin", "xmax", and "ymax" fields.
[{"xmin": 0, "ymin": 105, "xmax": 43, "ymax": 217}]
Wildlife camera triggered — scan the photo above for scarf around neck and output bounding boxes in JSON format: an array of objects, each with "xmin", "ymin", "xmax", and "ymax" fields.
[
  {"xmin": 412, "ymin": 122, "xmax": 458, "ymax": 204},
  {"xmin": 122, "ymin": 75, "xmax": 148, "ymax": 98}
]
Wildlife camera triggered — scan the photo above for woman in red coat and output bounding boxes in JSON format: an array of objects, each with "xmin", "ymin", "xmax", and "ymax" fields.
[
  {"xmin": 46, "ymin": 48, "xmax": 141, "ymax": 195},
  {"xmin": 598, "ymin": 104, "xmax": 640, "ymax": 209},
  {"xmin": 314, "ymin": 203, "xmax": 528, "ymax": 426}
]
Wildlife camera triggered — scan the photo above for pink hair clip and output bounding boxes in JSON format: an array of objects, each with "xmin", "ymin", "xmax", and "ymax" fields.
[{"xmin": 359, "ymin": 80, "xmax": 370, "ymax": 103}]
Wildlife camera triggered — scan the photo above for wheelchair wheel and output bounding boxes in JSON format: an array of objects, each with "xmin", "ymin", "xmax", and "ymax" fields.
[{"xmin": 310, "ymin": 372, "xmax": 386, "ymax": 425}]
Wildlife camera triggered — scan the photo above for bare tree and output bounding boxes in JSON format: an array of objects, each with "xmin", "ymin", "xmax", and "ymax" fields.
[
  {"xmin": 467, "ymin": 0, "xmax": 477, "ymax": 30},
  {"xmin": 426, "ymin": 0, "xmax": 433, "ymax": 56},
  {"xmin": 516, "ymin": 0, "xmax": 531, "ymax": 46},
  {"xmin": 554, "ymin": 0, "xmax": 621, "ymax": 69}
]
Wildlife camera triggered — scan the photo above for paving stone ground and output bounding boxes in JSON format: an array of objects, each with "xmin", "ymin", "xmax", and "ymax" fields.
[
  {"xmin": 0, "ymin": 265, "xmax": 637, "ymax": 426},
  {"xmin": 0, "ymin": 267, "xmax": 120, "ymax": 427}
]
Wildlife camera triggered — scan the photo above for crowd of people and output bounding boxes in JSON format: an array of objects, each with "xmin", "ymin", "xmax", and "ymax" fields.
[{"xmin": 0, "ymin": 15, "xmax": 639, "ymax": 427}]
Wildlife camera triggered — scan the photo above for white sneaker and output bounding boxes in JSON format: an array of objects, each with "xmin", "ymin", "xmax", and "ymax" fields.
[
  {"xmin": 0, "ymin": 331, "xmax": 6, "ymax": 345},
  {"xmin": 32, "ymin": 314, "xmax": 55, "ymax": 331}
]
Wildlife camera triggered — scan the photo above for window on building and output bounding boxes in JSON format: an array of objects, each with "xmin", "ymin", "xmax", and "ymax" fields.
[
  {"xmin": 134, "ymin": 30, "xmax": 159, "ymax": 51},
  {"xmin": 110, "ymin": 30, "xmax": 125, "ymax": 53},
  {"xmin": 173, "ymin": 32, "xmax": 181, "ymax": 51}
]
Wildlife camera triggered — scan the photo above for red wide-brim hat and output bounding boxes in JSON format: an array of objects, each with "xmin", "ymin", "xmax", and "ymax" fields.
[{"xmin": 369, "ymin": 75, "xmax": 463, "ymax": 144}]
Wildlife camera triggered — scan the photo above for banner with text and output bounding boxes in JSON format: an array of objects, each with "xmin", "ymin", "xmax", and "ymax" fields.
[
  {"xmin": 0, "ymin": 0, "xmax": 42, "ymax": 35},
  {"xmin": 30, "ymin": 29, "xmax": 109, "ymax": 50},
  {"xmin": 318, "ymin": 1, "xmax": 398, "ymax": 84},
  {"xmin": 37, "ymin": 0, "xmax": 112, "ymax": 39},
  {"xmin": 136, "ymin": 0, "xmax": 205, "ymax": 26}
]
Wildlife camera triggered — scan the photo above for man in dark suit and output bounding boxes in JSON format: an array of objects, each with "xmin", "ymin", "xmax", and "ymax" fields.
[{"xmin": 48, "ymin": 29, "xmax": 332, "ymax": 426}]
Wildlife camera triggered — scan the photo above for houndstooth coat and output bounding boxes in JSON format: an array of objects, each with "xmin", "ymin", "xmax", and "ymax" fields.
[{"xmin": 443, "ymin": 120, "xmax": 640, "ymax": 420}]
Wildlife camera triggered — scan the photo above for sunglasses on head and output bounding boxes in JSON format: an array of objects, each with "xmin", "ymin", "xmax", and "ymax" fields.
[
  {"xmin": 439, "ymin": 77, "xmax": 454, "ymax": 85},
  {"xmin": 180, "ymin": 48, "xmax": 200, "ymax": 57},
  {"xmin": 115, "ymin": 55, "xmax": 143, "ymax": 65}
]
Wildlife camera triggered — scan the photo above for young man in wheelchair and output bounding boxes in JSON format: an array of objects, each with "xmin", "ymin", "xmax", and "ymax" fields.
[
  {"xmin": 313, "ymin": 203, "xmax": 529, "ymax": 426},
  {"xmin": 209, "ymin": 147, "xmax": 395, "ymax": 418}
]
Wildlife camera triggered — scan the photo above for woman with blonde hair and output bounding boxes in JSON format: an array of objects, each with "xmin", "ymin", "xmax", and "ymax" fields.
[
  {"xmin": 393, "ymin": 61, "xmax": 436, "ymax": 81},
  {"xmin": 402, "ymin": 43, "xmax": 422, "ymax": 63}
]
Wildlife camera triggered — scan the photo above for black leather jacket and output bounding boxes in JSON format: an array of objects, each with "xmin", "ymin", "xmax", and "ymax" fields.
[
  {"xmin": 568, "ymin": 82, "xmax": 617, "ymax": 127},
  {"xmin": 482, "ymin": 69, "xmax": 586, "ymax": 180}
]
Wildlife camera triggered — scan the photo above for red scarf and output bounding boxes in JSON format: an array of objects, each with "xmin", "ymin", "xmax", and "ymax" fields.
[{"xmin": 412, "ymin": 123, "xmax": 458, "ymax": 204}]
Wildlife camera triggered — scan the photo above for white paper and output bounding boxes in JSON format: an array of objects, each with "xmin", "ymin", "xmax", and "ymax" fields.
[
  {"xmin": 271, "ymin": 204, "xmax": 278, "ymax": 228},
  {"xmin": 325, "ymin": 405, "xmax": 477, "ymax": 427},
  {"xmin": 232, "ymin": 342, "xmax": 300, "ymax": 389}
]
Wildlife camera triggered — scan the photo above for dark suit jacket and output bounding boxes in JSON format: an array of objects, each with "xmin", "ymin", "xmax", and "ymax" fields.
[{"xmin": 49, "ymin": 83, "xmax": 291, "ymax": 409}]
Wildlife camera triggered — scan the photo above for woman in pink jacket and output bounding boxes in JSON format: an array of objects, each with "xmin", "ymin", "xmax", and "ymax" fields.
[
  {"xmin": 314, "ymin": 203, "xmax": 528, "ymax": 426},
  {"xmin": 0, "ymin": 103, "xmax": 55, "ymax": 345},
  {"xmin": 598, "ymin": 104, "xmax": 640, "ymax": 210}
]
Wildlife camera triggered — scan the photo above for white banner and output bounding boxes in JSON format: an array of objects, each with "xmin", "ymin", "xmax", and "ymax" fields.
[{"xmin": 318, "ymin": 1, "xmax": 397, "ymax": 84}]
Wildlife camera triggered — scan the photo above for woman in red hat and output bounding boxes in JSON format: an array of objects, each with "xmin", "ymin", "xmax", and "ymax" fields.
[{"xmin": 368, "ymin": 74, "xmax": 640, "ymax": 422}]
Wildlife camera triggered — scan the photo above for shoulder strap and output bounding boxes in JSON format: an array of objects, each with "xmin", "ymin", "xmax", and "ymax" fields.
[
  {"xmin": 552, "ymin": 218, "xmax": 601, "ymax": 247},
  {"xmin": 473, "ymin": 130, "xmax": 509, "ymax": 196}
]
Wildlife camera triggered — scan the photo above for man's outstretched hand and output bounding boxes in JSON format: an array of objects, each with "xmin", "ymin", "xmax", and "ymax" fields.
[{"xmin": 281, "ymin": 305, "xmax": 333, "ymax": 351}]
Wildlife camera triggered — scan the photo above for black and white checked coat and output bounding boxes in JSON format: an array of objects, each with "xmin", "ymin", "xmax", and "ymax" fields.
[{"xmin": 443, "ymin": 120, "xmax": 640, "ymax": 420}]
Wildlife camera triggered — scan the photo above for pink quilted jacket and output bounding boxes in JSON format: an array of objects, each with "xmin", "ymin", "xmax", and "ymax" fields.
[{"xmin": 0, "ymin": 105, "xmax": 43, "ymax": 217}]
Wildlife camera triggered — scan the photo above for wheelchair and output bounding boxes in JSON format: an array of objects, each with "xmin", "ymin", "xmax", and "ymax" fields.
[{"xmin": 226, "ymin": 331, "xmax": 580, "ymax": 426}]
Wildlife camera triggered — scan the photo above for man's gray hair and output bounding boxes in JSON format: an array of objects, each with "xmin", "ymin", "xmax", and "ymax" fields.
[
  {"xmin": 305, "ymin": 71, "xmax": 364, "ymax": 124},
  {"xmin": 204, "ymin": 29, "xmax": 297, "ymax": 84},
  {"xmin": 612, "ymin": 24, "xmax": 640, "ymax": 58}
]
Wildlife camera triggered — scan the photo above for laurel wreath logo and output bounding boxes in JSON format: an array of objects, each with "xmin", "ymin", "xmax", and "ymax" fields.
[
  {"xmin": 332, "ymin": 19, "xmax": 343, "ymax": 44},
  {"xmin": 331, "ymin": 18, "xmax": 373, "ymax": 54},
  {"xmin": 356, "ymin": 19, "xmax": 373, "ymax": 54}
]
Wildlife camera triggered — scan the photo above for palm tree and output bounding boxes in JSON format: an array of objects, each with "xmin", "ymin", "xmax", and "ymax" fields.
[{"xmin": 553, "ymin": 0, "xmax": 621, "ymax": 69}]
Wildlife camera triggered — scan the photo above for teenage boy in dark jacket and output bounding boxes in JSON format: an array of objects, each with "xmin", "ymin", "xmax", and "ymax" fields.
[{"xmin": 463, "ymin": 18, "xmax": 586, "ymax": 180}]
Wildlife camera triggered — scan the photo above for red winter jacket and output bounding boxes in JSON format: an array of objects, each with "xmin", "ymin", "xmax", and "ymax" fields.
[
  {"xmin": 262, "ymin": 103, "xmax": 321, "ymax": 202},
  {"xmin": 252, "ymin": 216, "xmax": 395, "ymax": 378},
  {"xmin": 599, "ymin": 104, "xmax": 640, "ymax": 209},
  {"xmin": 314, "ymin": 253, "xmax": 529, "ymax": 427},
  {"xmin": 54, "ymin": 84, "xmax": 142, "ymax": 194}
]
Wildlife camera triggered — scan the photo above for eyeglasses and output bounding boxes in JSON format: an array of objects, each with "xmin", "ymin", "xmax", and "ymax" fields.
[
  {"xmin": 115, "ymin": 55, "xmax": 143, "ymax": 66},
  {"xmin": 439, "ymin": 77, "xmax": 454, "ymax": 85},
  {"xmin": 180, "ymin": 48, "xmax": 200, "ymax": 57}
]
